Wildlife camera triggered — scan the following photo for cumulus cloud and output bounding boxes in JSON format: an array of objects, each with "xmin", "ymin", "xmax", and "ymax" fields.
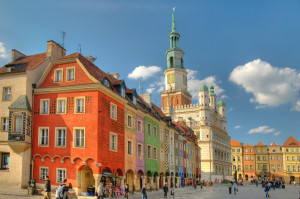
[
  {"xmin": 0, "ymin": 42, "xmax": 9, "ymax": 59},
  {"xmin": 145, "ymin": 75, "xmax": 164, "ymax": 94},
  {"xmin": 146, "ymin": 88, "xmax": 155, "ymax": 94},
  {"xmin": 128, "ymin": 65, "xmax": 161, "ymax": 80},
  {"xmin": 248, "ymin": 126, "xmax": 275, "ymax": 134},
  {"xmin": 229, "ymin": 59, "xmax": 300, "ymax": 110},
  {"xmin": 274, "ymin": 132, "xmax": 281, "ymax": 136},
  {"xmin": 292, "ymin": 100, "xmax": 300, "ymax": 111},
  {"xmin": 234, "ymin": 125, "xmax": 241, "ymax": 129},
  {"xmin": 187, "ymin": 69, "xmax": 225, "ymax": 100}
]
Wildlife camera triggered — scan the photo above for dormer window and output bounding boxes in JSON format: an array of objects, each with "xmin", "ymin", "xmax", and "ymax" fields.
[
  {"xmin": 66, "ymin": 67, "xmax": 75, "ymax": 81},
  {"xmin": 121, "ymin": 87, "xmax": 125, "ymax": 98},
  {"xmin": 54, "ymin": 69, "xmax": 63, "ymax": 82},
  {"xmin": 5, "ymin": 67, "xmax": 15, "ymax": 72},
  {"xmin": 103, "ymin": 80, "xmax": 110, "ymax": 87},
  {"xmin": 133, "ymin": 96, "xmax": 137, "ymax": 105}
]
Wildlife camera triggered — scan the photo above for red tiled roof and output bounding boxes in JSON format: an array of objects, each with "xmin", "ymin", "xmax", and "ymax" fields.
[
  {"xmin": 0, "ymin": 53, "xmax": 47, "ymax": 74},
  {"xmin": 257, "ymin": 141, "xmax": 264, "ymax": 146},
  {"xmin": 271, "ymin": 142, "xmax": 277, "ymax": 146},
  {"xmin": 231, "ymin": 140, "xmax": 241, "ymax": 147},
  {"xmin": 282, "ymin": 136, "xmax": 300, "ymax": 147},
  {"xmin": 152, "ymin": 103, "xmax": 167, "ymax": 118},
  {"xmin": 244, "ymin": 143, "xmax": 252, "ymax": 147}
]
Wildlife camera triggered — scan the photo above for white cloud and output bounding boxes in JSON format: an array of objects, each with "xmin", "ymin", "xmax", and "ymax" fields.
[
  {"xmin": 128, "ymin": 65, "xmax": 161, "ymax": 80},
  {"xmin": 248, "ymin": 125, "xmax": 275, "ymax": 134},
  {"xmin": 187, "ymin": 69, "xmax": 225, "ymax": 100},
  {"xmin": 146, "ymin": 88, "xmax": 155, "ymax": 94},
  {"xmin": 234, "ymin": 125, "xmax": 241, "ymax": 129},
  {"xmin": 274, "ymin": 132, "xmax": 281, "ymax": 136},
  {"xmin": 292, "ymin": 100, "xmax": 300, "ymax": 111},
  {"xmin": 0, "ymin": 42, "xmax": 9, "ymax": 59},
  {"xmin": 229, "ymin": 59, "xmax": 300, "ymax": 110},
  {"xmin": 145, "ymin": 75, "xmax": 164, "ymax": 94}
]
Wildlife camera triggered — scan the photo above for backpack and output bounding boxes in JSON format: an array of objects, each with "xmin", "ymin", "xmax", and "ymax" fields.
[
  {"xmin": 142, "ymin": 187, "xmax": 146, "ymax": 194},
  {"xmin": 55, "ymin": 184, "xmax": 65, "ymax": 199}
]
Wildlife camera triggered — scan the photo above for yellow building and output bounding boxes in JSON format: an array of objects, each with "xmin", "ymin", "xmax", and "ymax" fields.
[
  {"xmin": 254, "ymin": 142, "xmax": 269, "ymax": 180},
  {"xmin": 231, "ymin": 140, "xmax": 243, "ymax": 180},
  {"xmin": 282, "ymin": 136, "xmax": 300, "ymax": 183}
]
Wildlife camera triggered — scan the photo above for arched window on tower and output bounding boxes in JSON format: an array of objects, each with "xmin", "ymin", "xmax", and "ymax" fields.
[
  {"xmin": 170, "ymin": 57, "xmax": 174, "ymax": 68},
  {"xmin": 181, "ymin": 58, "xmax": 183, "ymax": 68}
]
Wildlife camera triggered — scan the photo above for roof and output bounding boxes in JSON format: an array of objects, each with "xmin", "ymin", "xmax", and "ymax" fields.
[
  {"xmin": 8, "ymin": 95, "xmax": 32, "ymax": 111},
  {"xmin": 282, "ymin": 136, "xmax": 300, "ymax": 147},
  {"xmin": 257, "ymin": 141, "xmax": 264, "ymax": 146},
  {"xmin": 270, "ymin": 142, "xmax": 277, "ymax": 146},
  {"xmin": 199, "ymin": 84, "xmax": 208, "ymax": 91},
  {"xmin": 217, "ymin": 100, "xmax": 226, "ymax": 106},
  {"xmin": 231, "ymin": 140, "xmax": 241, "ymax": 147},
  {"xmin": 244, "ymin": 143, "xmax": 252, "ymax": 147},
  {"xmin": 0, "ymin": 53, "xmax": 47, "ymax": 74}
]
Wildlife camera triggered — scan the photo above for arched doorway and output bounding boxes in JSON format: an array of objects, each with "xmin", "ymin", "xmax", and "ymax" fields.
[
  {"xmin": 159, "ymin": 172, "xmax": 164, "ymax": 188},
  {"xmin": 136, "ymin": 170, "xmax": 144, "ymax": 191},
  {"xmin": 153, "ymin": 172, "xmax": 158, "ymax": 190},
  {"xmin": 245, "ymin": 174, "xmax": 248, "ymax": 181},
  {"xmin": 238, "ymin": 174, "xmax": 242, "ymax": 180},
  {"xmin": 125, "ymin": 170, "xmax": 134, "ymax": 191},
  {"xmin": 146, "ymin": 171, "xmax": 152, "ymax": 189},
  {"xmin": 81, "ymin": 166, "xmax": 95, "ymax": 193},
  {"xmin": 115, "ymin": 168, "xmax": 123, "ymax": 187},
  {"xmin": 171, "ymin": 172, "xmax": 174, "ymax": 187}
]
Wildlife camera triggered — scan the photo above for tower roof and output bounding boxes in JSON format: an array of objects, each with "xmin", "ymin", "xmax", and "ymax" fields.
[
  {"xmin": 217, "ymin": 100, "xmax": 226, "ymax": 106},
  {"xmin": 199, "ymin": 84, "xmax": 208, "ymax": 91},
  {"xmin": 282, "ymin": 136, "xmax": 300, "ymax": 147}
]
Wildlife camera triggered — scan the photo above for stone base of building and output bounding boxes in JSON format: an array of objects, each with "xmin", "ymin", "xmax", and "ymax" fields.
[{"xmin": 200, "ymin": 173, "xmax": 232, "ymax": 183}]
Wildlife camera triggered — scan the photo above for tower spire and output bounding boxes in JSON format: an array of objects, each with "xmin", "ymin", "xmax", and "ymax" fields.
[{"xmin": 172, "ymin": 7, "xmax": 176, "ymax": 32}]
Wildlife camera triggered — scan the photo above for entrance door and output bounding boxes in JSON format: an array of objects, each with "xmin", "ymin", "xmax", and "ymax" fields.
[{"xmin": 81, "ymin": 166, "xmax": 95, "ymax": 193}]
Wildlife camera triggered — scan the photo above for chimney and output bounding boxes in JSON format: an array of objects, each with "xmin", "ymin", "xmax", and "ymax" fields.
[
  {"xmin": 140, "ymin": 93, "xmax": 151, "ymax": 105},
  {"xmin": 109, "ymin": 72, "xmax": 120, "ymax": 80},
  {"xmin": 47, "ymin": 40, "xmax": 66, "ymax": 60},
  {"xmin": 85, "ymin": 55, "xmax": 96, "ymax": 64},
  {"xmin": 11, "ymin": 49, "xmax": 26, "ymax": 62}
]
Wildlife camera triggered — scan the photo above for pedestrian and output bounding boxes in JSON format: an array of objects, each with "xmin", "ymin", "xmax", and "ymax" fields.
[
  {"xmin": 141, "ymin": 184, "xmax": 148, "ymax": 199},
  {"xmin": 194, "ymin": 180, "xmax": 197, "ymax": 189},
  {"xmin": 233, "ymin": 182, "xmax": 237, "ymax": 195},
  {"xmin": 228, "ymin": 181, "xmax": 232, "ymax": 194},
  {"xmin": 163, "ymin": 183, "xmax": 169, "ymax": 198},
  {"xmin": 264, "ymin": 183, "xmax": 270, "ymax": 198},
  {"xmin": 67, "ymin": 183, "xmax": 78, "ymax": 199},
  {"xmin": 124, "ymin": 184, "xmax": 129, "ymax": 199},
  {"xmin": 256, "ymin": 180, "xmax": 258, "ymax": 187},
  {"xmin": 97, "ymin": 183, "xmax": 104, "ymax": 199},
  {"xmin": 43, "ymin": 176, "xmax": 51, "ymax": 199}
]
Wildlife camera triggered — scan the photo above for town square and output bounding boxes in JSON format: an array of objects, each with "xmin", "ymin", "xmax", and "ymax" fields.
[{"xmin": 0, "ymin": 1, "xmax": 299, "ymax": 199}]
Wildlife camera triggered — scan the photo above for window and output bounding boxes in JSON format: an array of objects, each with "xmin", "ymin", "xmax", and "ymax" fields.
[
  {"xmin": 138, "ymin": 144, "xmax": 143, "ymax": 157},
  {"xmin": 298, "ymin": 156, "xmax": 300, "ymax": 161},
  {"xmin": 147, "ymin": 123, "xmax": 151, "ymax": 135},
  {"xmin": 292, "ymin": 156, "xmax": 295, "ymax": 161},
  {"xmin": 293, "ymin": 165, "xmax": 296, "ymax": 172},
  {"xmin": 121, "ymin": 87, "xmax": 125, "ymax": 98},
  {"xmin": 1, "ymin": 153, "xmax": 9, "ymax": 170},
  {"xmin": 237, "ymin": 149, "xmax": 240, "ymax": 153},
  {"xmin": 238, "ymin": 156, "xmax": 241, "ymax": 161},
  {"xmin": 250, "ymin": 165, "xmax": 253, "ymax": 170},
  {"xmin": 286, "ymin": 149, "xmax": 289, "ymax": 152},
  {"xmin": 271, "ymin": 164, "xmax": 274, "ymax": 170},
  {"xmin": 40, "ymin": 167, "xmax": 49, "ymax": 181},
  {"xmin": 110, "ymin": 132, "xmax": 117, "ymax": 151},
  {"xmin": 245, "ymin": 165, "xmax": 248, "ymax": 170},
  {"xmin": 245, "ymin": 156, "xmax": 248, "ymax": 160},
  {"xmin": 54, "ymin": 69, "xmax": 63, "ymax": 82},
  {"xmin": 128, "ymin": 140, "xmax": 132, "ymax": 155},
  {"xmin": 257, "ymin": 156, "xmax": 260, "ymax": 161},
  {"xmin": 250, "ymin": 156, "xmax": 253, "ymax": 160},
  {"xmin": 75, "ymin": 97, "xmax": 85, "ymax": 113},
  {"xmin": 153, "ymin": 126, "xmax": 157, "ymax": 137},
  {"xmin": 287, "ymin": 165, "xmax": 291, "ymax": 172},
  {"xmin": 57, "ymin": 99, "xmax": 66, "ymax": 114},
  {"xmin": 271, "ymin": 156, "xmax": 274, "ymax": 160},
  {"xmin": 232, "ymin": 149, "xmax": 235, "ymax": 153},
  {"xmin": 110, "ymin": 103, "xmax": 117, "ymax": 119},
  {"xmin": 250, "ymin": 149, "xmax": 252, "ymax": 153},
  {"xmin": 137, "ymin": 120, "xmax": 142, "ymax": 131},
  {"xmin": 13, "ymin": 115, "xmax": 22, "ymax": 133},
  {"xmin": 74, "ymin": 128, "xmax": 85, "ymax": 147},
  {"xmin": 153, "ymin": 147, "xmax": 157, "ymax": 159},
  {"xmin": 56, "ymin": 168, "xmax": 66, "ymax": 183},
  {"xmin": 291, "ymin": 148, "xmax": 294, "ymax": 152},
  {"xmin": 40, "ymin": 99, "xmax": 49, "ymax": 114},
  {"xmin": 1, "ymin": 117, "xmax": 8, "ymax": 131},
  {"xmin": 2, "ymin": 87, "xmax": 11, "ymax": 101},
  {"xmin": 277, "ymin": 156, "xmax": 280, "ymax": 161},
  {"xmin": 263, "ymin": 165, "xmax": 267, "ymax": 170},
  {"xmin": 277, "ymin": 165, "xmax": 280, "ymax": 171},
  {"xmin": 147, "ymin": 145, "xmax": 151, "ymax": 158},
  {"xmin": 232, "ymin": 156, "xmax": 235, "ymax": 162},
  {"xmin": 245, "ymin": 149, "xmax": 248, "ymax": 153},
  {"xmin": 262, "ymin": 149, "xmax": 265, "ymax": 153},
  {"xmin": 263, "ymin": 156, "xmax": 266, "ymax": 161},
  {"xmin": 238, "ymin": 165, "xmax": 241, "ymax": 171},
  {"xmin": 287, "ymin": 156, "xmax": 290, "ymax": 161},
  {"xmin": 133, "ymin": 96, "xmax": 136, "ymax": 105},
  {"xmin": 127, "ymin": 115, "xmax": 132, "ymax": 127},
  {"xmin": 66, "ymin": 67, "xmax": 75, "ymax": 81},
  {"xmin": 257, "ymin": 149, "xmax": 260, "ymax": 153},
  {"xmin": 160, "ymin": 150, "xmax": 163, "ymax": 160},
  {"xmin": 55, "ymin": 128, "xmax": 66, "ymax": 147},
  {"xmin": 39, "ymin": 127, "xmax": 49, "ymax": 146}
]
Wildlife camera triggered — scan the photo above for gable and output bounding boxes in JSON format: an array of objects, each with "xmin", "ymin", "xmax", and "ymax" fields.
[{"xmin": 39, "ymin": 60, "xmax": 97, "ymax": 88}]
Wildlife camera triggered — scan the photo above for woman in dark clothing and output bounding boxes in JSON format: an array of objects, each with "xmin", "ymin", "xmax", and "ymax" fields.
[{"xmin": 124, "ymin": 184, "xmax": 129, "ymax": 199}]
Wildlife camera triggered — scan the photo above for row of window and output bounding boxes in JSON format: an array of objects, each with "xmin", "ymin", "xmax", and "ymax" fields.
[
  {"xmin": 285, "ymin": 148, "xmax": 300, "ymax": 152},
  {"xmin": 54, "ymin": 67, "xmax": 75, "ymax": 83},
  {"xmin": 286, "ymin": 156, "xmax": 300, "ymax": 161},
  {"xmin": 147, "ymin": 145, "xmax": 157, "ymax": 159},
  {"xmin": 40, "ymin": 167, "xmax": 66, "ymax": 183},
  {"xmin": 286, "ymin": 165, "xmax": 300, "ymax": 172},
  {"xmin": 238, "ymin": 148, "xmax": 300, "ymax": 153},
  {"xmin": 40, "ymin": 97, "xmax": 85, "ymax": 115}
]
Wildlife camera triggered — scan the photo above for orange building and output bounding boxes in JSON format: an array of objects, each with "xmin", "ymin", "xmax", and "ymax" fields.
[
  {"xmin": 268, "ymin": 143, "xmax": 283, "ymax": 180},
  {"xmin": 242, "ymin": 143, "xmax": 256, "ymax": 181},
  {"xmin": 32, "ymin": 53, "xmax": 127, "ymax": 194}
]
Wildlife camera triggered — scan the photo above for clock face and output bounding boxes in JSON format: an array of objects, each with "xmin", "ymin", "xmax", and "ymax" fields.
[{"xmin": 167, "ymin": 74, "xmax": 175, "ymax": 83}]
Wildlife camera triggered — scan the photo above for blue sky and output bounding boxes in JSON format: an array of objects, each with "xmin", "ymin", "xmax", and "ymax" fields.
[{"xmin": 1, "ymin": 0, "xmax": 300, "ymax": 145}]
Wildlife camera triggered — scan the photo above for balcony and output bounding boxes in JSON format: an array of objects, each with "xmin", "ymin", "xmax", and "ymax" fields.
[{"xmin": 8, "ymin": 133, "xmax": 31, "ymax": 154}]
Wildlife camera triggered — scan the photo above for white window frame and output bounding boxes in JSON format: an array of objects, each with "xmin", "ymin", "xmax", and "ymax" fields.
[
  {"xmin": 74, "ymin": 97, "xmax": 85, "ymax": 114},
  {"xmin": 54, "ymin": 68, "xmax": 63, "ymax": 82},
  {"xmin": 56, "ymin": 98, "xmax": 67, "ymax": 114},
  {"xmin": 110, "ymin": 103, "xmax": 117, "ymax": 120},
  {"xmin": 137, "ymin": 144, "xmax": 143, "ymax": 157},
  {"xmin": 39, "ymin": 167, "xmax": 49, "ymax": 181},
  {"xmin": 40, "ymin": 99, "xmax": 50, "ymax": 115},
  {"xmin": 13, "ymin": 114, "xmax": 23, "ymax": 133},
  {"xmin": 56, "ymin": 168, "xmax": 66, "ymax": 183},
  {"xmin": 127, "ymin": 114, "xmax": 132, "ymax": 128},
  {"xmin": 3, "ymin": 87, "xmax": 11, "ymax": 101},
  {"xmin": 66, "ymin": 67, "xmax": 75, "ymax": 81},
  {"xmin": 55, "ymin": 127, "xmax": 67, "ymax": 147},
  {"xmin": 1, "ymin": 117, "xmax": 9, "ymax": 132},
  {"xmin": 127, "ymin": 140, "xmax": 132, "ymax": 155},
  {"xmin": 38, "ymin": 127, "xmax": 49, "ymax": 147},
  {"xmin": 73, "ymin": 127, "xmax": 85, "ymax": 148},
  {"xmin": 110, "ymin": 132, "xmax": 118, "ymax": 152},
  {"xmin": 121, "ymin": 87, "xmax": 125, "ymax": 98}
]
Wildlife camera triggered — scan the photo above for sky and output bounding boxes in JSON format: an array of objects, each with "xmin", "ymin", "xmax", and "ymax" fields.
[{"xmin": 1, "ymin": 0, "xmax": 300, "ymax": 146}]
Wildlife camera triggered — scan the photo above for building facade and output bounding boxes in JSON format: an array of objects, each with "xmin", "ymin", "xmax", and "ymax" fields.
[{"xmin": 231, "ymin": 140, "xmax": 243, "ymax": 181}]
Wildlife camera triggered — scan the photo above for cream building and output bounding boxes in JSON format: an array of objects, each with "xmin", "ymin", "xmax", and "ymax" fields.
[
  {"xmin": 0, "ymin": 41, "xmax": 65, "ymax": 187},
  {"xmin": 161, "ymin": 10, "xmax": 231, "ymax": 182},
  {"xmin": 231, "ymin": 140, "xmax": 243, "ymax": 180}
]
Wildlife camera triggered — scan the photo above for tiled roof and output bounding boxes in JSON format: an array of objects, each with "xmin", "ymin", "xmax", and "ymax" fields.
[
  {"xmin": 282, "ymin": 136, "xmax": 300, "ymax": 147},
  {"xmin": 231, "ymin": 140, "xmax": 241, "ymax": 147},
  {"xmin": 152, "ymin": 103, "xmax": 167, "ymax": 118},
  {"xmin": 271, "ymin": 142, "xmax": 277, "ymax": 146},
  {"xmin": 0, "ymin": 53, "xmax": 47, "ymax": 74},
  {"xmin": 8, "ymin": 95, "xmax": 32, "ymax": 111},
  {"xmin": 257, "ymin": 141, "xmax": 264, "ymax": 146},
  {"xmin": 244, "ymin": 143, "xmax": 252, "ymax": 147}
]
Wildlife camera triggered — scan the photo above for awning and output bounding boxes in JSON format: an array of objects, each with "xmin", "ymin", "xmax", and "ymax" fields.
[{"xmin": 102, "ymin": 172, "xmax": 117, "ymax": 178}]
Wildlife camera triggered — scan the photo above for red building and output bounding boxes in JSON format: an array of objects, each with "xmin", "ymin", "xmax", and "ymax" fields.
[{"xmin": 32, "ymin": 53, "xmax": 126, "ymax": 193}]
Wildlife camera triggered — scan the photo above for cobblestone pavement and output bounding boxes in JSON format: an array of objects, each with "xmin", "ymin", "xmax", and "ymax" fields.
[{"xmin": 0, "ymin": 183, "xmax": 299, "ymax": 199}]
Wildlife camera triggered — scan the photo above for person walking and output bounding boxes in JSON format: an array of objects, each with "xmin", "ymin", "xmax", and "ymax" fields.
[
  {"xmin": 228, "ymin": 181, "xmax": 232, "ymax": 194},
  {"xmin": 124, "ymin": 184, "xmax": 129, "ymax": 199},
  {"xmin": 43, "ymin": 176, "xmax": 51, "ymax": 199},
  {"xmin": 163, "ymin": 183, "xmax": 169, "ymax": 198},
  {"xmin": 233, "ymin": 182, "xmax": 237, "ymax": 195},
  {"xmin": 97, "ymin": 183, "xmax": 104, "ymax": 199},
  {"xmin": 264, "ymin": 183, "xmax": 270, "ymax": 198},
  {"xmin": 141, "ymin": 184, "xmax": 148, "ymax": 199}
]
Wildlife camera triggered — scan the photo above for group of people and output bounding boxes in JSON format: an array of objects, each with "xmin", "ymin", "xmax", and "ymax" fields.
[
  {"xmin": 42, "ymin": 176, "xmax": 78, "ymax": 199},
  {"xmin": 227, "ymin": 181, "xmax": 238, "ymax": 195},
  {"xmin": 96, "ymin": 183, "xmax": 129, "ymax": 199}
]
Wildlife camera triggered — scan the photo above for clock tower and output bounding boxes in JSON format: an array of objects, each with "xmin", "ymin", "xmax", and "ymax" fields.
[{"xmin": 161, "ymin": 8, "xmax": 191, "ymax": 109}]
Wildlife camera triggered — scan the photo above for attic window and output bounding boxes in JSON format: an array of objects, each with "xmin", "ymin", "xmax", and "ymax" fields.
[
  {"xmin": 121, "ymin": 87, "xmax": 125, "ymax": 98},
  {"xmin": 5, "ymin": 67, "xmax": 15, "ymax": 72},
  {"xmin": 133, "ymin": 96, "xmax": 137, "ymax": 105},
  {"xmin": 103, "ymin": 80, "xmax": 110, "ymax": 87}
]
